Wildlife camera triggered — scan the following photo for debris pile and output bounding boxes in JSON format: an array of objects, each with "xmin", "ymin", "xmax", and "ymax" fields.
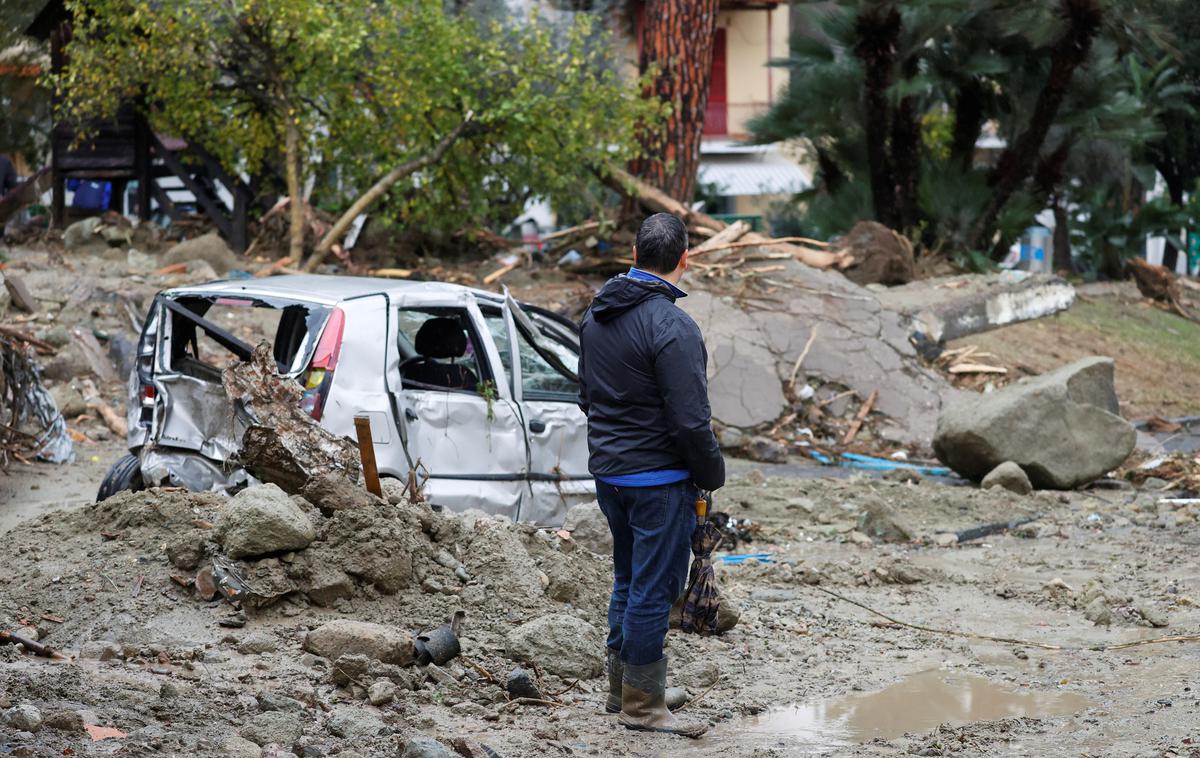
[{"xmin": 0, "ymin": 326, "xmax": 73, "ymax": 464}]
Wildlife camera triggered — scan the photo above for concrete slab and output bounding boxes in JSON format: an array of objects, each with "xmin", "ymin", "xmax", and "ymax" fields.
[
  {"xmin": 874, "ymin": 271, "xmax": 1075, "ymax": 343},
  {"xmin": 682, "ymin": 260, "xmax": 951, "ymax": 446}
]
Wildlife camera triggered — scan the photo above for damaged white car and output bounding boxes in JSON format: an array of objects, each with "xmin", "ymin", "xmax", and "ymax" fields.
[{"xmin": 98, "ymin": 275, "xmax": 593, "ymax": 524}]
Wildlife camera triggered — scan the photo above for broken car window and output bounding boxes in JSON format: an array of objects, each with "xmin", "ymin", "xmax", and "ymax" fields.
[
  {"xmin": 397, "ymin": 308, "xmax": 487, "ymax": 393},
  {"xmin": 163, "ymin": 295, "xmax": 329, "ymax": 381}
]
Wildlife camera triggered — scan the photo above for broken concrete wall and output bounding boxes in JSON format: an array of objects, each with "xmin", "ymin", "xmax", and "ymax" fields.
[
  {"xmin": 682, "ymin": 260, "xmax": 950, "ymax": 446},
  {"xmin": 874, "ymin": 271, "xmax": 1076, "ymax": 344}
]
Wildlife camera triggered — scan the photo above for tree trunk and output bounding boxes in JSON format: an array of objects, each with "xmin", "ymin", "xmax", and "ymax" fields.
[
  {"xmin": 285, "ymin": 121, "xmax": 305, "ymax": 263},
  {"xmin": 1052, "ymin": 198, "xmax": 1072, "ymax": 273},
  {"xmin": 950, "ymin": 79, "xmax": 986, "ymax": 172},
  {"xmin": 853, "ymin": 2, "xmax": 901, "ymax": 229},
  {"xmin": 891, "ymin": 58, "xmax": 922, "ymax": 233},
  {"xmin": 302, "ymin": 114, "xmax": 474, "ymax": 272},
  {"xmin": 627, "ymin": 0, "xmax": 721, "ymax": 204},
  {"xmin": 974, "ymin": 0, "xmax": 1102, "ymax": 257}
]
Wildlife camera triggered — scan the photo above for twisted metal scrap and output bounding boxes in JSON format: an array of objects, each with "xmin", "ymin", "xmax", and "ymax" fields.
[{"xmin": 0, "ymin": 333, "xmax": 73, "ymax": 464}]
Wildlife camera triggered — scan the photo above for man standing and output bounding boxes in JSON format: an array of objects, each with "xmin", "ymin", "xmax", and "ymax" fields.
[{"xmin": 577, "ymin": 213, "xmax": 724, "ymax": 738}]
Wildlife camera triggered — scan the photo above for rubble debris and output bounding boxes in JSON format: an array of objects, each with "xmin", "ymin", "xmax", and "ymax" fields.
[
  {"xmin": 561, "ymin": 500, "xmax": 612, "ymax": 555},
  {"xmin": 303, "ymin": 619, "xmax": 415, "ymax": 665},
  {"xmin": 981, "ymin": 461, "xmax": 1033, "ymax": 495},
  {"xmin": 836, "ymin": 221, "xmax": 916, "ymax": 287},
  {"xmin": 505, "ymin": 614, "xmax": 604, "ymax": 679},
  {"xmin": 402, "ymin": 736, "xmax": 458, "ymax": 758},
  {"xmin": 0, "ymin": 330, "xmax": 74, "ymax": 464},
  {"xmin": 743, "ymin": 435, "xmax": 788, "ymax": 463},
  {"xmin": 223, "ymin": 344, "xmax": 363, "ymax": 507},
  {"xmin": 216, "ymin": 484, "xmax": 318, "ymax": 559},
  {"xmin": 413, "ymin": 612, "xmax": 463, "ymax": 666},
  {"xmin": 1127, "ymin": 257, "xmax": 1194, "ymax": 321},
  {"xmin": 62, "ymin": 217, "xmax": 103, "ymax": 250},
  {"xmin": 857, "ymin": 498, "xmax": 915, "ymax": 543},
  {"xmin": 162, "ymin": 231, "xmax": 240, "ymax": 275},
  {"xmin": 3, "ymin": 704, "xmax": 42, "ymax": 732},
  {"xmin": 239, "ymin": 711, "xmax": 303, "ymax": 748},
  {"xmin": 935, "ymin": 357, "xmax": 1136, "ymax": 488}
]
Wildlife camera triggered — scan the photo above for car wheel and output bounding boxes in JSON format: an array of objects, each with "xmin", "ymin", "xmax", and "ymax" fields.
[{"xmin": 97, "ymin": 453, "xmax": 145, "ymax": 502}]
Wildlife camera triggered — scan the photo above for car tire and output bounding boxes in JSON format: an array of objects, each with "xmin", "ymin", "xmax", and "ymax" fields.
[{"xmin": 97, "ymin": 454, "xmax": 145, "ymax": 502}]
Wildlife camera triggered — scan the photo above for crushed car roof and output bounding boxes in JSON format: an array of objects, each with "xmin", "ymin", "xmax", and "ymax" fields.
[{"xmin": 163, "ymin": 274, "xmax": 506, "ymax": 306}]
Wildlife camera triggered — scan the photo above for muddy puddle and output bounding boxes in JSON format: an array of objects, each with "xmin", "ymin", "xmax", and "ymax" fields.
[{"xmin": 733, "ymin": 669, "xmax": 1093, "ymax": 751}]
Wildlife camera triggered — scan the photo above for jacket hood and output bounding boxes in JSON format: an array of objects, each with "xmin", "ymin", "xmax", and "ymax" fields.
[{"xmin": 589, "ymin": 274, "xmax": 675, "ymax": 323}]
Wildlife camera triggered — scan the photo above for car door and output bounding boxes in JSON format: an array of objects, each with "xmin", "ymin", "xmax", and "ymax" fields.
[
  {"xmin": 502, "ymin": 293, "xmax": 593, "ymax": 525},
  {"xmin": 389, "ymin": 292, "xmax": 528, "ymax": 520}
]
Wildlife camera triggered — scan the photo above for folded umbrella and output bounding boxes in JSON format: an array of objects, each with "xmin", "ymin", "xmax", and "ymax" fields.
[{"xmin": 679, "ymin": 491, "xmax": 724, "ymax": 635}]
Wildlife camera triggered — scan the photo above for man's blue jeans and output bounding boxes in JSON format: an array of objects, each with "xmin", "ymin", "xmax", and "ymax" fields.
[{"xmin": 596, "ymin": 479, "xmax": 695, "ymax": 666}]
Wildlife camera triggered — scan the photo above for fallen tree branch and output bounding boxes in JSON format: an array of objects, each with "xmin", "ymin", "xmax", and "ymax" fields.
[
  {"xmin": 691, "ymin": 220, "xmax": 750, "ymax": 257},
  {"xmin": 696, "ymin": 235, "xmax": 830, "ymax": 255},
  {"xmin": 841, "ymin": 389, "xmax": 878, "ymax": 446},
  {"xmin": 303, "ymin": 112, "xmax": 475, "ymax": 272},
  {"xmin": 81, "ymin": 379, "xmax": 128, "ymax": 437},
  {"xmin": 603, "ymin": 166, "xmax": 725, "ymax": 231},
  {"xmin": 787, "ymin": 326, "xmax": 819, "ymax": 393}
]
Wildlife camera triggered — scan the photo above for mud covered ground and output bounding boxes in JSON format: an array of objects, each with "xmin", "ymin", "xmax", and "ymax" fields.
[{"xmin": 3, "ymin": 464, "xmax": 1200, "ymax": 757}]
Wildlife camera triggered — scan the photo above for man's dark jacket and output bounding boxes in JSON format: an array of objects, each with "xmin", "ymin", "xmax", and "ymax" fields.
[{"xmin": 577, "ymin": 274, "xmax": 725, "ymax": 491}]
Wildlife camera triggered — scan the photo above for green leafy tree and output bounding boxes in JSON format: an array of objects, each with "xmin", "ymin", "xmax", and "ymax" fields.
[{"xmin": 56, "ymin": 0, "xmax": 654, "ymax": 265}]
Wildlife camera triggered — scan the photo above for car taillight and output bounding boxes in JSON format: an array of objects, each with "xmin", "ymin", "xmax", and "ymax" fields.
[{"xmin": 300, "ymin": 307, "xmax": 345, "ymax": 421}]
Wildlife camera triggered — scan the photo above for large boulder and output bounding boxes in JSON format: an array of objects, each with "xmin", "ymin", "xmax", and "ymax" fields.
[
  {"xmin": 303, "ymin": 619, "xmax": 414, "ymax": 665},
  {"xmin": 217, "ymin": 484, "xmax": 316, "ymax": 559},
  {"xmin": 162, "ymin": 232, "xmax": 240, "ymax": 275},
  {"xmin": 505, "ymin": 614, "xmax": 603, "ymax": 679},
  {"xmin": 933, "ymin": 357, "xmax": 1136, "ymax": 489}
]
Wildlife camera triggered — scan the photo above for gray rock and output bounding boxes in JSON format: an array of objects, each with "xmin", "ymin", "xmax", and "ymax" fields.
[
  {"xmin": 218, "ymin": 484, "xmax": 316, "ymax": 559},
  {"xmin": 222, "ymin": 735, "xmax": 263, "ymax": 757},
  {"xmin": 256, "ymin": 692, "xmax": 306, "ymax": 713},
  {"xmin": 367, "ymin": 680, "xmax": 396, "ymax": 706},
  {"xmin": 505, "ymin": 667, "xmax": 543, "ymax": 699},
  {"xmin": 665, "ymin": 687, "xmax": 689, "ymax": 710},
  {"xmin": 402, "ymin": 736, "xmax": 457, "ymax": 758},
  {"xmin": 63, "ymin": 217, "xmax": 102, "ymax": 250},
  {"xmin": 42, "ymin": 709, "xmax": 84, "ymax": 732},
  {"xmin": 856, "ymin": 498, "xmax": 914, "ymax": 542},
  {"xmin": 1135, "ymin": 603, "xmax": 1168, "ymax": 628},
  {"xmin": 981, "ymin": 461, "xmax": 1033, "ymax": 495},
  {"xmin": 80, "ymin": 640, "xmax": 121, "ymax": 661},
  {"xmin": 1083, "ymin": 597, "xmax": 1112, "ymax": 626},
  {"xmin": 325, "ymin": 706, "xmax": 383, "ymax": 739},
  {"xmin": 562, "ymin": 501, "xmax": 612, "ymax": 555},
  {"xmin": 238, "ymin": 632, "xmax": 279, "ymax": 655},
  {"xmin": 4, "ymin": 705, "xmax": 41, "ymax": 732},
  {"xmin": 675, "ymin": 660, "xmax": 719, "ymax": 689},
  {"xmin": 240, "ymin": 711, "xmax": 303, "ymax": 748},
  {"xmin": 303, "ymin": 620, "xmax": 414, "ymax": 665},
  {"xmin": 743, "ymin": 436, "xmax": 788, "ymax": 464},
  {"xmin": 505, "ymin": 614, "xmax": 603, "ymax": 679},
  {"xmin": 50, "ymin": 383, "xmax": 87, "ymax": 419},
  {"xmin": 329, "ymin": 654, "xmax": 370, "ymax": 687},
  {"xmin": 162, "ymin": 232, "xmax": 240, "ymax": 275},
  {"xmin": 934, "ymin": 357, "xmax": 1136, "ymax": 489}
]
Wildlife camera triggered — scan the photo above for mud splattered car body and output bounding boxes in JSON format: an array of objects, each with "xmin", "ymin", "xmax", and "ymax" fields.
[{"xmin": 117, "ymin": 275, "xmax": 592, "ymax": 524}]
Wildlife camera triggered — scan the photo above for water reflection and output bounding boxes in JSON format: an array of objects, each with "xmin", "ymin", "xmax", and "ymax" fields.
[{"xmin": 742, "ymin": 670, "xmax": 1092, "ymax": 748}]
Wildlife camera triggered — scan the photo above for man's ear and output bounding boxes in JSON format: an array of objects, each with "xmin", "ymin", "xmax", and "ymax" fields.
[
  {"xmin": 679, "ymin": 249, "xmax": 689, "ymax": 272},
  {"xmin": 632, "ymin": 245, "xmax": 639, "ymax": 267}
]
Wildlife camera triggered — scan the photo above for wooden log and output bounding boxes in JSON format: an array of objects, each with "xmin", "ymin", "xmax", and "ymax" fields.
[
  {"xmin": 841, "ymin": 390, "xmax": 878, "ymax": 446},
  {"xmin": 604, "ymin": 167, "xmax": 726, "ymax": 231},
  {"xmin": 691, "ymin": 221, "xmax": 750, "ymax": 257},
  {"xmin": 73, "ymin": 328, "xmax": 118, "ymax": 383},
  {"xmin": 483, "ymin": 262, "xmax": 519, "ymax": 286},
  {"xmin": 80, "ymin": 379, "xmax": 128, "ymax": 437},
  {"xmin": 354, "ymin": 415, "xmax": 383, "ymax": 498}
]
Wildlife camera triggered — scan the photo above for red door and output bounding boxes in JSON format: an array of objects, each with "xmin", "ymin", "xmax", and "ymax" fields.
[{"xmin": 704, "ymin": 28, "xmax": 727, "ymax": 136}]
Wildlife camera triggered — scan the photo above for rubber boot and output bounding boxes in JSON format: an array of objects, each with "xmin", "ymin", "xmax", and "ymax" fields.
[
  {"xmin": 605, "ymin": 648, "xmax": 623, "ymax": 714},
  {"xmin": 617, "ymin": 656, "xmax": 708, "ymax": 738}
]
